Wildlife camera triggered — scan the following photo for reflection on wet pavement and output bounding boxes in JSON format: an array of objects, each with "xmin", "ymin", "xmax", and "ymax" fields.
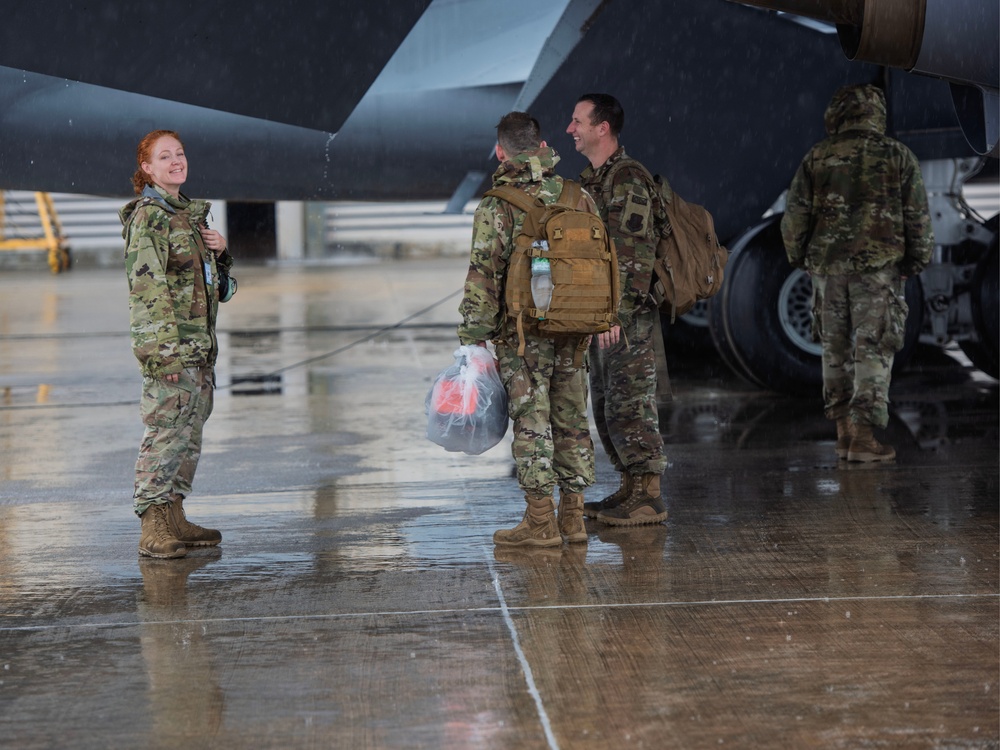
[{"xmin": 1, "ymin": 260, "xmax": 997, "ymax": 748}]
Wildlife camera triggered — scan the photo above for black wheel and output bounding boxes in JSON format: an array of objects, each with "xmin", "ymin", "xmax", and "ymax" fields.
[
  {"xmin": 961, "ymin": 216, "xmax": 998, "ymax": 378},
  {"xmin": 708, "ymin": 219, "xmax": 777, "ymax": 388},
  {"xmin": 709, "ymin": 218, "xmax": 820, "ymax": 395},
  {"xmin": 709, "ymin": 215, "xmax": 924, "ymax": 396}
]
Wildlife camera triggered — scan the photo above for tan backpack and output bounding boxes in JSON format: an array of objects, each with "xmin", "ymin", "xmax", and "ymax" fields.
[
  {"xmin": 485, "ymin": 181, "xmax": 620, "ymax": 363},
  {"xmin": 608, "ymin": 160, "xmax": 728, "ymax": 322}
]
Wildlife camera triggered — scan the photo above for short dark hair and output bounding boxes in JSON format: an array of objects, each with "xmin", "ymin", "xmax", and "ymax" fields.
[
  {"xmin": 578, "ymin": 93, "xmax": 624, "ymax": 137},
  {"xmin": 496, "ymin": 111, "xmax": 542, "ymax": 156}
]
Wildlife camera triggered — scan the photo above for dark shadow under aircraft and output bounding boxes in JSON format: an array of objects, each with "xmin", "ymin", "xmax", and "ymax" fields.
[{"xmin": 0, "ymin": 0, "xmax": 996, "ymax": 392}]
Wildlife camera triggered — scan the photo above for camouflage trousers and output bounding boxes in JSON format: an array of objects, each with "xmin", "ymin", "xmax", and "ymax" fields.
[
  {"xmin": 495, "ymin": 336, "xmax": 595, "ymax": 495},
  {"xmin": 812, "ymin": 268, "xmax": 907, "ymax": 428},
  {"xmin": 133, "ymin": 366, "xmax": 215, "ymax": 516},
  {"xmin": 589, "ymin": 309, "xmax": 666, "ymax": 475}
]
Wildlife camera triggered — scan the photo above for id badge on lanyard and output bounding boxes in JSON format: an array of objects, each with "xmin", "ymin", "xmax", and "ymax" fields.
[{"xmin": 204, "ymin": 260, "xmax": 213, "ymax": 286}]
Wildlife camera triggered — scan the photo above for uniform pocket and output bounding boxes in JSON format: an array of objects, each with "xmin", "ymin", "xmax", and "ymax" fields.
[
  {"xmin": 502, "ymin": 362, "xmax": 532, "ymax": 422},
  {"xmin": 883, "ymin": 279, "xmax": 909, "ymax": 353},
  {"xmin": 140, "ymin": 373, "xmax": 197, "ymax": 428}
]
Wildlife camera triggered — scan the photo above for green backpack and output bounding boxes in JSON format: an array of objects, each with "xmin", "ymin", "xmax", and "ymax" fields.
[{"xmin": 486, "ymin": 181, "xmax": 620, "ymax": 363}]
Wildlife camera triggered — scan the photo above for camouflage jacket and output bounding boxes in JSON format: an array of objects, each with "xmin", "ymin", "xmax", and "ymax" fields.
[
  {"xmin": 580, "ymin": 146, "xmax": 664, "ymax": 328},
  {"xmin": 120, "ymin": 185, "xmax": 233, "ymax": 378},
  {"xmin": 781, "ymin": 84, "xmax": 934, "ymax": 277},
  {"xmin": 457, "ymin": 147, "xmax": 598, "ymax": 345}
]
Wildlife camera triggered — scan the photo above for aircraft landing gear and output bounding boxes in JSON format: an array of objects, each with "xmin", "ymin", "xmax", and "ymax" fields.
[{"xmin": 707, "ymin": 215, "xmax": 924, "ymax": 396}]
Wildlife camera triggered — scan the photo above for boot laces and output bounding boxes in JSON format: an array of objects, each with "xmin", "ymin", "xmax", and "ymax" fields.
[{"xmin": 150, "ymin": 505, "xmax": 175, "ymax": 540}]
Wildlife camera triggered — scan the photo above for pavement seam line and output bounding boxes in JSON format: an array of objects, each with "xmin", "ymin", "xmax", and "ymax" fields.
[{"xmin": 484, "ymin": 545, "xmax": 561, "ymax": 750}]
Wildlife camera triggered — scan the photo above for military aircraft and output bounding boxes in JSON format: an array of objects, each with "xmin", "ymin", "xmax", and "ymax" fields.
[{"xmin": 0, "ymin": 0, "xmax": 996, "ymax": 390}]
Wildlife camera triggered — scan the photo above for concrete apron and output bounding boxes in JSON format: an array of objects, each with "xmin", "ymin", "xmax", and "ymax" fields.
[{"xmin": 0, "ymin": 258, "xmax": 997, "ymax": 749}]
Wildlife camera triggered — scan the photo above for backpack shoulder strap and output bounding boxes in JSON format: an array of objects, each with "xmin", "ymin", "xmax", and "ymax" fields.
[
  {"xmin": 484, "ymin": 185, "xmax": 539, "ymax": 214},
  {"xmin": 606, "ymin": 158, "xmax": 674, "ymax": 224},
  {"xmin": 605, "ymin": 157, "xmax": 655, "ymax": 189},
  {"xmin": 557, "ymin": 180, "xmax": 583, "ymax": 209}
]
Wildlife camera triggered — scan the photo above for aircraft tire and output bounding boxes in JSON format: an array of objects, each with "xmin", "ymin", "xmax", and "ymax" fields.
[
  {"xmin": 710, "ymin": 220, "xmax": 820, "ymax": 396},
  {"xmin": 708, "ymin": 249, "xmax": 764, "ymax": 388},
  {"xmin": 962, "ymin": 216, "xmax": 999, "ymax": 379},
  {"xmin": 708, "ymin": 218, "xmax": 778, "ymax": 389}
]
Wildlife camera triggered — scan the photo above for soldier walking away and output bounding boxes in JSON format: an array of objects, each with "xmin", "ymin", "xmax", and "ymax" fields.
[
  {"xmin": 120, "ymin": 130, "xmax": 235, "ymax": 558},
  {"xmin": 566, "ymin": 93, "xmax": 668, "ymax": 526},
  {"xmin": 458, "ymin": 112, "xmax": 598, "ymax": 548},
  {"xmin": 781, "ymin": 84, "xmax": 934, "ymax": 462}
]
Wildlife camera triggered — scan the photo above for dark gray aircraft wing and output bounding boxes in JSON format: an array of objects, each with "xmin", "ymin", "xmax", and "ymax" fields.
[
  {"xmin": 0, "ymin": 0, "xmax": 600, "ymax": 201},
  {"xmin": 0, "ymin": 1, "xmax": 430, "ymax": 131},
  {"xmin": 0, "ymin": 0, "xmax": 992, "ymax": 222}
]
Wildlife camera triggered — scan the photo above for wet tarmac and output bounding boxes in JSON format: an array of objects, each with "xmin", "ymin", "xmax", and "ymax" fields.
[{"xmin": 1, "ymin": 257, "xmax": 997, "ymax": 749}]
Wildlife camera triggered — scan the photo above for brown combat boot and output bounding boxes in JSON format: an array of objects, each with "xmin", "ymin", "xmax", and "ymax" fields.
[
  {"xmin": 557, "ymin": 491, "xmax": 588, "ymax": 544},
  {"xmin": 597, "ymin": 473, "xmax": 668, "ymax": 526},
  {"xmin": 835, "ymin": 417, "xmax": 854, "ymax": 460},
  {"xmin": 847, "ymin": 424, "xmax": 896, "ymax": 463},
  {"xmin": 493, "ymin": 492, "xmax": 561, "ymax": 548},
  {"xmin": 139, "ymin": 503, "xmax": 187, "ymax": 559},
  {"xmin": 583, "ymin": 472, "xmax": 631, "ymax": 519},
  {"xmin": 168, "ymin": 495, "xmax": 222, "ymax": 547}
]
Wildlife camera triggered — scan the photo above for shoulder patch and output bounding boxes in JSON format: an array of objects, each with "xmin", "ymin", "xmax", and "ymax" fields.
[{"xmin": 622, "ymin": 190, "xmax": 652, "ymax": 236}]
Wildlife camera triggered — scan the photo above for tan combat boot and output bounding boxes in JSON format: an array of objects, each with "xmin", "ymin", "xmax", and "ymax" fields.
[
  {"xmin": 597, "ymin": 473, "xmax": 668, "ymax": 526},
  {"xmin": 168, "ymin": 495, "xmax": 222, "ymax": 547},
  {"xmin": 493, "ymin": 492, "xmax": 561, "ymax": 548},
  {"xmin": 835, "ymin": 417, "xmax": 854, "ymax": 460},
  {"xmin": 557, "ymin": 491, "xmax": 588, "ymax": 544},
  {"xmin": 139, "ymin": 503, "xmax": 187, "ymax": 559},
  {"xmin": 847, "ymin": 424, "xmax": 896, "ymax": 463},
  {"xmin": 583, "ymin": 472, "xmax": 631, "ymax": 518}
]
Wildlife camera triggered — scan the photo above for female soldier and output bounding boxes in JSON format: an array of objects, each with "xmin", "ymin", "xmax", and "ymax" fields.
[{"xmin": 120, "ymin": 130, "xmax": 234, "ymax": 558}]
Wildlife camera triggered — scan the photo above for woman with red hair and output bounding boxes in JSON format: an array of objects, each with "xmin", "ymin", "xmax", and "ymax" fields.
[{"xmin": 119, "ymin": 130, "xmax": 235, "ymax": 558}]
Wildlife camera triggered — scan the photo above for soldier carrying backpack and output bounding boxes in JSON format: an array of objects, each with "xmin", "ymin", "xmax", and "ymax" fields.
[
  {"xmin": 566, "ymin": 93, "xmax": 730, "ymax": 529},
  {"xmin": 458, "ymin": 111, "xmax": 614, "ymax": 549},
  {"xmin": 567, "ymin": 93, "xmax": 673, "ymax": 528}
]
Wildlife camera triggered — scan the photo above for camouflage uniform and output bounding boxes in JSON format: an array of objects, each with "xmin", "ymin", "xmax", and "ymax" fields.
[
  {"xmin": 120, "ymin": 185, "xmax": 233, "ymax": 516},
  {"xmin": 580, "ymin": 147, "xmax": 667, "ymax": 476},
  {"xmin": 781, "ymin": 84, "xmax": 934, "ymax": 428},
  {"xmin": 458, "ymin": 147, "xmax": 596, "ymax": 495}
]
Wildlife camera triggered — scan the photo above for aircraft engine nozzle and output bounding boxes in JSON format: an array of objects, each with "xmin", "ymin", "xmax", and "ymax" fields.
[
  {"xmin": 729, "ymin": 0, "xmax": 999, "ymax": 154},
  {"xmin": 731, "ymin": 0, "xmax": 998, "ymax": 92},
  {"xmin": 841, "ymin": 0, "xmax": 999, "ymax": 154},
  {"xmin": 839, "ymin": 0, "xmax": 999, "ymax": 93},
  {"xmin": 836, "ymin": 0, "xmax": 923, "ymax": 70}
]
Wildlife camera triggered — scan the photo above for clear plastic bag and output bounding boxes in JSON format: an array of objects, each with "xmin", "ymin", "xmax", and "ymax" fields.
[{"xmin": 425, "ymin": 345, "xmax": 509, "ymax": 455}]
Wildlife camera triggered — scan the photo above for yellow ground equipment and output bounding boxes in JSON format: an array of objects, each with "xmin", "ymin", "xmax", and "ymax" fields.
[{"xmin": 0, "ymin": 191, "xmax": 71, "ymax": 273}]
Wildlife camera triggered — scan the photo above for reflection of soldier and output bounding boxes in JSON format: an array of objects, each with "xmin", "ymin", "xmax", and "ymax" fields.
[
  {"xmin": 594, "ymin": 524, "xmax": 671, "ymax": 590},
  {"xmin": 781, "ymin": 84, "xmax": 934, "ymax": 462},
  {"xmin": 138, "ymin": 554, "xmax": 224, "ymax": 742},
  {"xmin": 566, "ymin": 94, "xmax": 668, "ymax": 524},
  {"xmin": 493, "ymin": 544, "xmax": 590, "ymax": 603},
  {"xmin": 495, "ymin": 527, "xmax": 670, "ymax": 743},
  {"xmin": 458, "ymin": 112, "xmax": 597, "ymax": 548}
]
